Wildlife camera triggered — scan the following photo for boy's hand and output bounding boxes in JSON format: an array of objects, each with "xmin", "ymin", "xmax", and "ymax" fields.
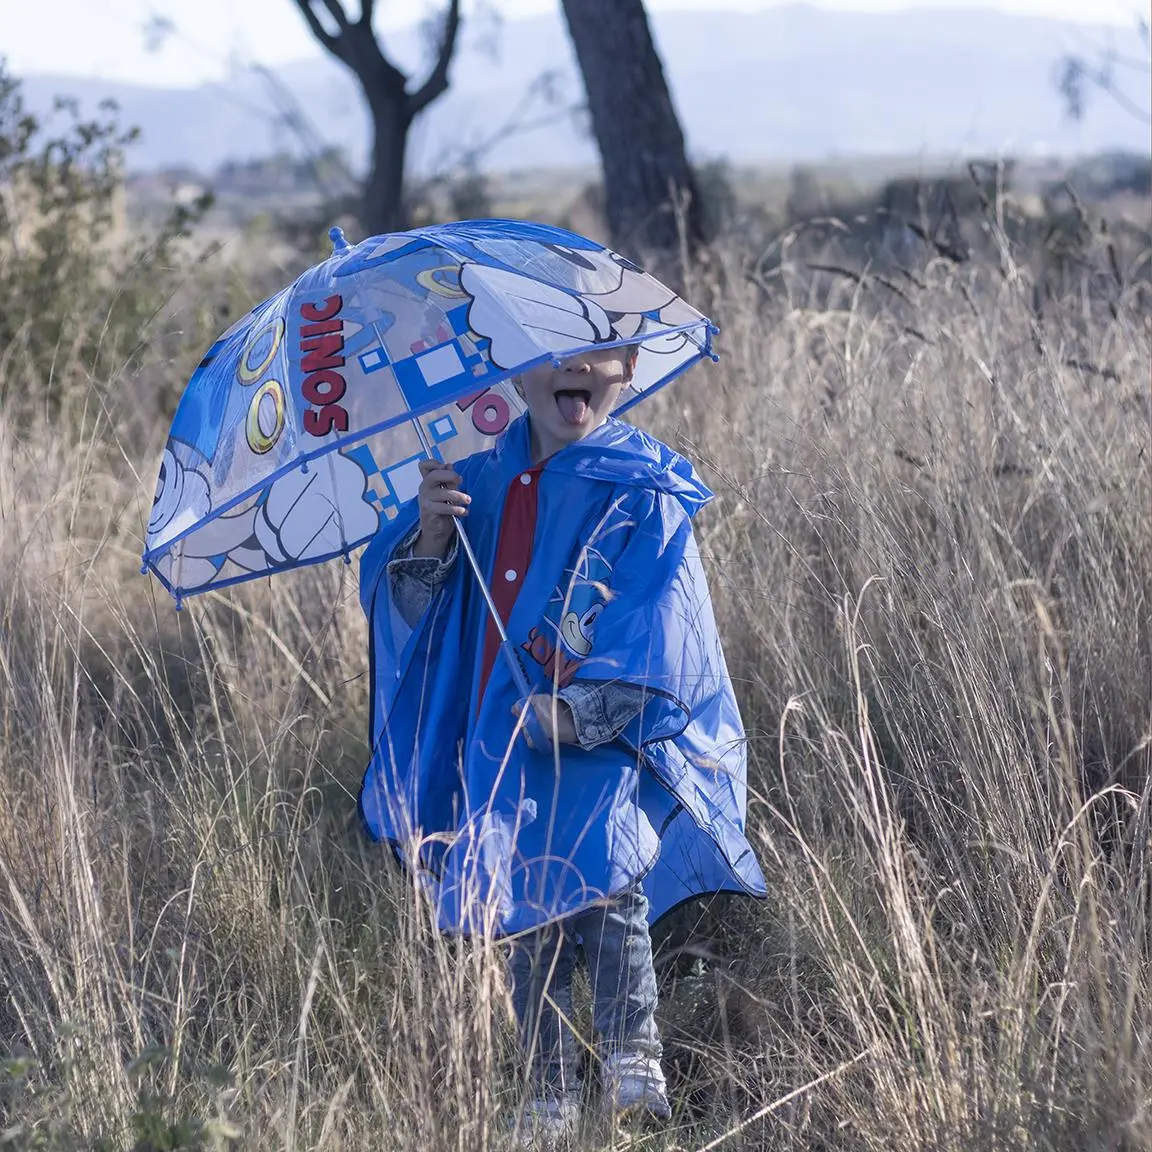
[
  {"xmin": 518, "ymin": 694, "xmax": 578, "ymax": 747},
  {"xmin": 413, "ymin": 458, "xmax": 470, "ymax": 558}
]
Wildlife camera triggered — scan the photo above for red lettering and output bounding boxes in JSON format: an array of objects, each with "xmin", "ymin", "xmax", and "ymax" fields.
[
  {"xmin": 298, "ymin": 297, "xmax": 348, "ymax": 437},
  {"xmin": 523, "ymin": 627, "xmax": 552, "ymax": 665},
  {"xmin": 301, "ymin": 295, "xmax": 343, "ymax": 323},
  {"xmin": 301, "ymin": 333, "xmax": 346, "ymax": 374},
  {"xmin": 541, "ymin": 646, "xmax": 581, "ymax": 688},
  {"xmin": 304, "ymin": 405, "xmax": 349, "ymax": 437},
  {"xmin": 472, "ymin": 392, "xmax": 510, "ymax": 435},
  {"xmin": 556, "ymin": 652, "xmax": 581, "ymax": 688},
  {"xmin": 521, "ymin": 627, "xmax": 581, "ymax": 687},
  {"xmin": 302, "ymin": 370, "xmax": 347, "ymax": 405}
]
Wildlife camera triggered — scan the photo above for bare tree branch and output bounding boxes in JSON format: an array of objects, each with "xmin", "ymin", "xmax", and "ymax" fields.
[
  {"xmin": 1102, "ymin": 80, "xmax": 1152, "ymax": 123},
  {"xmin": 291, "ymin": 0, "xmax": 337, "ymax": 51},
  {"xmin": 1060, "ymin": 53, "xmax": 1151, "ymax": 124},
  {"xmin": 291, "ymin": 0, "xmax": 465, "ymax": 231},
  {"xmin": 319, "ymin": 0, "xmax": 351, "ymax": 32},
  {"xmin": 1058, "ymin": 21, "xmax": 1151, "ymax": 124},
  {"xmin": 408, "ymin": 68, "xmax": 580, "ymax": 205},
  {"xmin": 292, "ymin": 0, "xmax": 407, "ymax": 91},
  {"xmin": 408, "ymin": 0, "xmax": 462, "ymax": 118}
]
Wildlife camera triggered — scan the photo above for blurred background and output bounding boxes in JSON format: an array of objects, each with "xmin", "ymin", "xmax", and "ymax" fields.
[{"xmin": 4, "ymin": 0, "xmax": 1149, "ymax": 251}]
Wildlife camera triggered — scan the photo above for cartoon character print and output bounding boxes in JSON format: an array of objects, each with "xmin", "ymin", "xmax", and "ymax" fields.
[
  {"xmin": 147, "ymin": 290, "xmax": 380, "ymax": 591},
  {"xmin": 459, "ymin": 248, "xmax": 674, "ymax": 368},
  {"xmin": 251, "ymin": 453, "xmax": 378, "ymax": 567},
  {"xmin": 521, "ymin": 508, "xmax": 629, "ymax": 689},
  {"xmin": 149, "ymin": 447, "xmax": 211, "ymax": 545},
  {"xmin": 149, "ymin": 448, "xmax": 379, "ymax": 591},
  {"xmin": 148, "ymin": 224, "xmax": 707, "ymax": 594},
  {"xmin": 454, "ymin": 238, "xmax": 706, "ymax": 409}
]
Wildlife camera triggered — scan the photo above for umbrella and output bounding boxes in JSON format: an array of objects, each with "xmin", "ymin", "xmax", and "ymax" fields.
[{"xmin": 142, "ymin": 219, "xmax": 718, "ymax": 741}]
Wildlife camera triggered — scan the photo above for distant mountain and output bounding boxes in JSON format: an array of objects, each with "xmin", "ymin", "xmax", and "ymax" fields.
[{"xmin": 18, "ymin": 5, "xmax": 1150, "ymax": 174}]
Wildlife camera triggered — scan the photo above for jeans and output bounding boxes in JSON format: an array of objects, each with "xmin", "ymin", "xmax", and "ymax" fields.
[{"xmin": 507, "ymin": 885, "xmax": 662, "ymax": 1098}]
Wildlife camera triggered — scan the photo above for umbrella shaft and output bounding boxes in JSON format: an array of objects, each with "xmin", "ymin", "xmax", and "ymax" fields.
[{"xmin": 453, "ymin": 517, "xmax": 510, "ymax": 647}]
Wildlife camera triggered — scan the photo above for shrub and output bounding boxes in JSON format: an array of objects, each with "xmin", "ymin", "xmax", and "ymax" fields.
[{"xmin": 0, "ymin": 60, "xmax": 210, "ymax": 426}]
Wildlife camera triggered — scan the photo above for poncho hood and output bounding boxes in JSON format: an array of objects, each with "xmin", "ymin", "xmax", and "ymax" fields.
[{"xmin": 495, "ymin": 414, "xmax": 714, "ymax": 518}]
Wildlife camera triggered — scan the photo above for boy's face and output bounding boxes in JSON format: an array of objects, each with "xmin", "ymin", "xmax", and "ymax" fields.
[{"xmin": 518, "ymin": 346, "xmax": 638, "ymax": 457}]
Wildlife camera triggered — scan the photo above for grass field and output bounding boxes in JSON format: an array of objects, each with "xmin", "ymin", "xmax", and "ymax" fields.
[{"xmin": 0, "ymin": 191, "xmax": 1149, "ymax": 1151}]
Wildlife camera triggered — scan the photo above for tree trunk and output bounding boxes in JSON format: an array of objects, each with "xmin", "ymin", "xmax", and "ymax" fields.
[
  {"xmin": 560, "ymin": 0, "xmax": 707, "ymax": 254},
  {"xmin": 363, "ymin": 91, "xmax": 410, "ymax": 235}
]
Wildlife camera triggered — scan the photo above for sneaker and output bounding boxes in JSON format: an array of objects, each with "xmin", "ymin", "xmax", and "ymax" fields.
[
  {"xmin": 601, "ymin": 1052, "xmax": 672, "ymax": 1124},
  {"xmin": 511, "ymin": 1094, "xmax": 580, "ymax": 1149}
]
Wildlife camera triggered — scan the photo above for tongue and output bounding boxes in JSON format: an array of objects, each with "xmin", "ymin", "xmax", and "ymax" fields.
[{"xmin": 556, "ymin": 392, "xmax": 589, "ymax": 425}]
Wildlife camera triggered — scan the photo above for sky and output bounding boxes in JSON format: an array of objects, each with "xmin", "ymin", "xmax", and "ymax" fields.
[{"xmin": 3, "ymin": 0, "xmax": 1145, "ymax": 88}]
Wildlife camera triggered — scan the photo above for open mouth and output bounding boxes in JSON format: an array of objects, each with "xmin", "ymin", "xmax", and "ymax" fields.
[{"xmin": 554, "ymin": 388, "xmax": 592, "ymax": 425}]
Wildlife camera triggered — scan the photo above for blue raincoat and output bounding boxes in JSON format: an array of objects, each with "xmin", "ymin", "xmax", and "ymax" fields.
[{"xmin": 358, "ymin": 415, "xmax": 766, "ymax": 936}]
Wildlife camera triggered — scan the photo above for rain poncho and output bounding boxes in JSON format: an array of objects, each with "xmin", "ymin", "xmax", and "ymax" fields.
[{"xmin": 358, "ymin": 415, "xmax": 765, "ymax": 935}]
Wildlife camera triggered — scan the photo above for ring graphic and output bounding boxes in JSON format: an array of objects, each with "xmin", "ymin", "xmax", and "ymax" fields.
[
  {"xmin": 246, "ymin": 379, "xmax": 286, "ymax": 454},
  {"xmin": 416, "ymin": 265, "xmax": 469, "ymax": 299},
  {"xmin": 471, "ymin": 390, "xmax": 510, "ymax": 435},
  {"xmin": 237, "ymin": 317, "xmax": 286, "ymax": 385}
]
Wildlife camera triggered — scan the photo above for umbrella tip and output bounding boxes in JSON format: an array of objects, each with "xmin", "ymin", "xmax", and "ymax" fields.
[{"xmin": 329, "ymin": 226, "xmax": 351, "ymax": 253}]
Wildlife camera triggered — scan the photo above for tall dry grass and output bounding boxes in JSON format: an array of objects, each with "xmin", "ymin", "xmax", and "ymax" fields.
[{"xmin": 0, "ymin": 210, "xmax": 1148, "ymax": 1151}]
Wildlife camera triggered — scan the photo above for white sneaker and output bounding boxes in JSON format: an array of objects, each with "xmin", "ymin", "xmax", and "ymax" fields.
[
  {"xmin": 512, "ymin": 1094, "xmax": 580, "ymax": 1149},
  {"xmin": 601, "ymin": 1052, "xmax": 672, "ymax": 1123}
]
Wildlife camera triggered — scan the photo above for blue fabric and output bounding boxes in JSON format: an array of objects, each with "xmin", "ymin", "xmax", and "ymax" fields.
[{"xmin": 358, "ymin": 414, "xmax": 766, "ymax": 935}]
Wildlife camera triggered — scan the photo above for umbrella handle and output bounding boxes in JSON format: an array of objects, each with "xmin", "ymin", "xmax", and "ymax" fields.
[{"xmin": 500, "ymin": 640, "xmax": 554, "ymax": 756}]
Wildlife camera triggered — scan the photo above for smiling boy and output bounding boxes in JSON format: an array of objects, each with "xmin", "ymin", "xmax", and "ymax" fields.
[
  {"xmin": 358, "ymin": 343, "xmax": 765, "ymax": 1142},
  {"xmin": 408, "ymin": 348, "xmax": 641, "ymax": 747}
]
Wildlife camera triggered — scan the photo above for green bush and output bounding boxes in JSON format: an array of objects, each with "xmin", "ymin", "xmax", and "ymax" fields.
[{"xmin": 0, "ymin": 60, "xmax": 210, "ymax": 426}]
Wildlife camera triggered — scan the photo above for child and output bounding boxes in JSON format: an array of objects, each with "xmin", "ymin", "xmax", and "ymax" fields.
[{"xmin": 358, "ymin": 344, "xmax": 766, "ymax": 1142}]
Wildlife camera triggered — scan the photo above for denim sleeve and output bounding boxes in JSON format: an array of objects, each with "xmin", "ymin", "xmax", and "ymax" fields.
[
  {"xmin": 386, "ymin": 526, "xmax": 458, "ymax": 629},
  {"xmin": 558, "ymin": 681, "xmax": 647, "ymax": 751}
]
